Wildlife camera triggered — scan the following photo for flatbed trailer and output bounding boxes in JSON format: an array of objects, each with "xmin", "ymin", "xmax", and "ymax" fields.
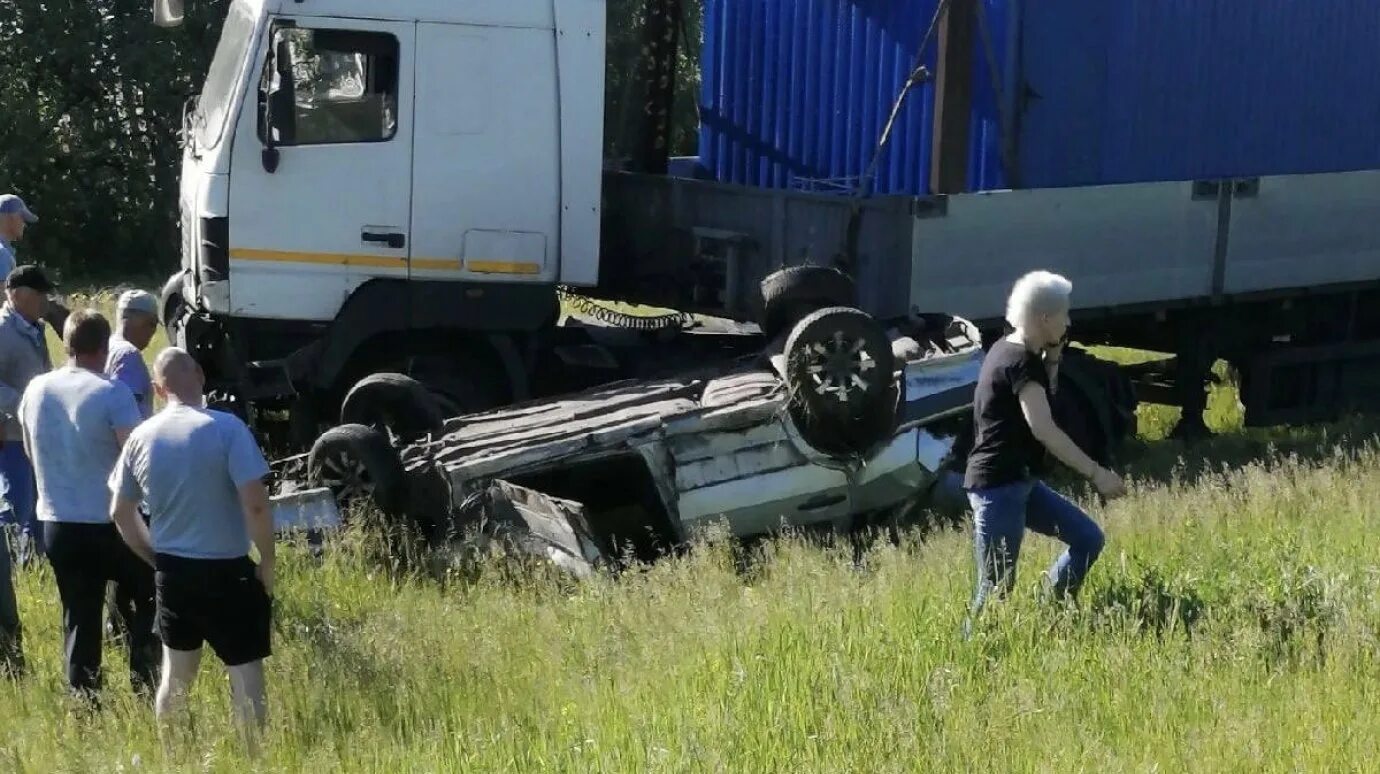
[{"xmin": 599, "ymin": 166, "xmax": 1380, "ymax": 450}]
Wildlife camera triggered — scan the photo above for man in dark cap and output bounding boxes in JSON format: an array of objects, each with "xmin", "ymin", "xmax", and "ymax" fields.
[{"xmin": 0, "ymin": 266, "xmax": 56, "ymax": 564}]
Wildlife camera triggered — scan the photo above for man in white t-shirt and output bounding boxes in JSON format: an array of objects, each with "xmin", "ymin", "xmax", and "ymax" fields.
[{"xmin": 18, "ymin": 309, "xmax": 152, "ymax": 699}]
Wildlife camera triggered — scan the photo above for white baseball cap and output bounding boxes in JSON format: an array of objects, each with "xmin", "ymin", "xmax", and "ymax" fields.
[{"xmin": 116, "ymin": 289, "xmax": 159, "ymax": 320}]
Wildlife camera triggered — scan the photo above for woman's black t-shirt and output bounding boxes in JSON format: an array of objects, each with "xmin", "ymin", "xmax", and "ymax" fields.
[{"xmin": 963, "ymin": 338, "xmax": 1050, "ymax": 490}]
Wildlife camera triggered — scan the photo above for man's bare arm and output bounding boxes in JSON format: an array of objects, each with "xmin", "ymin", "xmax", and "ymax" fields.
[
  {"xmin": 111, "ymin": 494, "xmax": 156, "ymax": 567},
  {"xmin": 239, "ymin": 478, "xmax": 275, "ymax": 595}
]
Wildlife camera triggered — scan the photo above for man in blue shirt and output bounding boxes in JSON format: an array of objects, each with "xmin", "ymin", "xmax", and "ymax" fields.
[
  {"xmin": 106, "ymin": 290, "xmax": 159, "ymax": 420},
  {"xmin": 0, "ymin": 195, "xmax": 38, "ymax": 280},
  {"xmin": 18, "ymin": 309, "xmax": 150, "ymax": 699},
  {"xmin": 110, "ymin": 346, "xmax": 274, "ymax": 738},
  {"xmin": 103, "ymin": 289, "xmax": 160, "ymax": 656}
]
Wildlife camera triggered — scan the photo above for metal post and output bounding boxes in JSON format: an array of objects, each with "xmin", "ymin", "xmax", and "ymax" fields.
[{"xmin": 929, "ymin": 0, "xmax": 976, "ymax": 194}]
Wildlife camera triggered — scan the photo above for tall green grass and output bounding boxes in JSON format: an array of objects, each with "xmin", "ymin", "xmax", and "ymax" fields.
[
  {"xmin": 5, "ymin": 437, "xmax": 1380, "ymax": 771},
  {"xmin": 9, "ymin": 304, "xmax": 1380, "ymax": 770}
]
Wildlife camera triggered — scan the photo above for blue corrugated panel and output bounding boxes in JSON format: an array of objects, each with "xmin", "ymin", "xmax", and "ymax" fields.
[
  {"xmin": 700, "ymin": 0, "xmax": 1380, "ymax": 194},
  {"xmin": 699, "ymin": 0, "xmax": 1010, "ymax": 195},
  {"xmin": 1016, "ymin": 0, "xmax": 1380, "ymax": 188}
]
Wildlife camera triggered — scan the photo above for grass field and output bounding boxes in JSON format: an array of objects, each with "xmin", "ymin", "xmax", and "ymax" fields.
[{"xmin": 5, "ymin": 301, "xmax": 1380, "ymax": 771}]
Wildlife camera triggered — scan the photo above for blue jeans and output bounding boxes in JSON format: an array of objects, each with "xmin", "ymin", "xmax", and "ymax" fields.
[
  {"xmin": 966, "ymin": 478, "xmax": 1105, "ymax": 616},
  {"xmin": 0, "ymin": 442, "xmax": 40, "ymax": 559}
]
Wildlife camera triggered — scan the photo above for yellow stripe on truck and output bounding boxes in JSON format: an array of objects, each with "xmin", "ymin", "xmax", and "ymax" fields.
[
  {"xmin": 465, "ymin": 260, "xmax": 542, "ymax": 275},
  {"xmin": 229, "ymin": 248, "xmax": 459, "ymax": 271},
  {"xmin": 410, "ymin": 257, "xmax": 463, "ymax": 270}
]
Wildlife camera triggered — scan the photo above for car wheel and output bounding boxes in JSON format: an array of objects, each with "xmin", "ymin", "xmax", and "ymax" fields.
[
  {"xmin": 308, "ymin": 423, "xmax": 408, "ymax": 518},
  {"xmin": 340, "ymin": 372, "xmax": 445, "ymax": 443},
  {"xmin": 783, "ymin": 306, "xmax": 899, "ymax": 457},
  {"xmin": 759, "ymin": 266, "xmax": 858, "ymax": 338}
]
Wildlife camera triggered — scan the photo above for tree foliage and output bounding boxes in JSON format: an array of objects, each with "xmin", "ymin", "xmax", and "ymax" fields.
[
  {"xmin": 0, "ymin": 0, "xmax": 700, "ymax": 283},
  {"xmin": 0, "ymin": 0, "xmax": 229, "ymax": 282}
]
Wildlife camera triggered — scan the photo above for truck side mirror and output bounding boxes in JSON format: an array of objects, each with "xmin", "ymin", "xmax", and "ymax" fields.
[{"xmin": 153, "ymin": 0, "xmax": 184, "ymax": 28}]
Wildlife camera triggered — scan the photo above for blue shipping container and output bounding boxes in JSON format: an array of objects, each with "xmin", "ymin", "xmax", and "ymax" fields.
[
  {"xmin": 698, "ymin": 0, "xmax": 1013, "ymax": 196},
  {"xmin": 1016, "ymin": 0, "xmax": 1380, "ymax": 188},
  {"xmin": 699, "ymin": 0, "xmax": 1380, "ymax": 194}
]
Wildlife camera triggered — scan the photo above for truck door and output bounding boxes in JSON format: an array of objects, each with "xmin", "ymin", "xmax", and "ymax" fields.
[
  {"xmin": 226, "ymin": 17, "xmax": 416, "ymax": 321},
  {"xmin": 408, "ymin": 22, "xmax": 561, "ymax": 285}
]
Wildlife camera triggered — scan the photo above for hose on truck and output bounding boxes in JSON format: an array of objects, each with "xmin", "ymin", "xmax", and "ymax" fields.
[{"xmin": 556, "ymin": 285, "xmax": 696, "ymax": 331}]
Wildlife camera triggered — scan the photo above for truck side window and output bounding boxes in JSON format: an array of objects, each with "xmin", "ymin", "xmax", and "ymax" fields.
[{"xmin": 258, "ymin": 28, "xmax": 399, "ymax": 146}]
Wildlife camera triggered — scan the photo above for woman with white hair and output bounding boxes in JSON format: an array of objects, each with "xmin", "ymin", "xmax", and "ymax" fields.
[{"xmin": 963, "ymin": 270, "xmax": 1126, "ymax": 621}]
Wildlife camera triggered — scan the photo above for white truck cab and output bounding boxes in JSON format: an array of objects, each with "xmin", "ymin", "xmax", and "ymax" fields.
[{"xmin": 162, "ymin": 0, "xmax": 605, "ymax": 434}]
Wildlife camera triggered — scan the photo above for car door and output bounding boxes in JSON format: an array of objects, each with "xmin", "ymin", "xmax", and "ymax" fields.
[{"xmin": 226, "ymin": 16, "xmax": 415, "ymax": 321}]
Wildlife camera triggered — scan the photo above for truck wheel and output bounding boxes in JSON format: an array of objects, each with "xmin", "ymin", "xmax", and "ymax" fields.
[
  {"xmin": 308, "ymin": 423, "xmax": 408, "ymax": 518},
  {"xmin": 340, "ymin": 372, "xmax": 445, "ymax": 442},
  {"xmin": 760, "ymin": 266, "xmax": 858, "ymax": 338},
  {"xmin": 783, "ymin": 306, "xmax": 898, "ymax": 456},
  {"xmin": 160, "ymin": 271, "xmax": 187, "ymax": 330}
]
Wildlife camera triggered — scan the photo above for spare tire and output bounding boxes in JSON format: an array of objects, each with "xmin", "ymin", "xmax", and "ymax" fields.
[
  {"xmin": 783, "ymin": 306, "xmax": 898, "ymax": 457},
  {"xmin": 308, "ymin": 423, "xmax": 408, "ymax": 517},
  {"xmin": 760, "ymin": 266, "xmax": 858, "ymax": 338},
  {"xmin": 340, "ymin": 372, "xmax": 445, "ymax": 442}
]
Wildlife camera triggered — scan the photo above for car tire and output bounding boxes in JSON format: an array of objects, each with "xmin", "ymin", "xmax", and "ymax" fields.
[
  {"xmin": 308, "ymin": 423, "xmax": 408, "ymax": 518},
  {"xmin": 783, "ymin": 306, "xmax": 898, "ymax": 457},
  {"xmin": 340, "ymin": 372, "xmax": 446, "ymax": 442},
  {"xmin": 759, "ymin": 266, "xmax": 858, "ymax": 339}
]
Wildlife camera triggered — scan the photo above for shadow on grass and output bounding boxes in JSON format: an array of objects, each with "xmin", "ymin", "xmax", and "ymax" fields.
[{"xmin": 1114, "ymin": 414, "xmax": 1380, "ymax": 486}]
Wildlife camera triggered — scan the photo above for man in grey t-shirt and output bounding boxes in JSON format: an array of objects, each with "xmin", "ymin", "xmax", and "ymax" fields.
[
  {"xmin": 18, "ymin": 309, "xmax": 152, "ymax": 698},
  {"xmin": 109, "ymin": 347, "xmax": 274, "ymax": 736}
]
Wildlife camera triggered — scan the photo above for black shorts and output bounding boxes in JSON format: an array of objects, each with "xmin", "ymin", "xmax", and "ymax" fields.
[{"xmin": 153, "ymin": 553, "xmax": 272, "ymax": 666}]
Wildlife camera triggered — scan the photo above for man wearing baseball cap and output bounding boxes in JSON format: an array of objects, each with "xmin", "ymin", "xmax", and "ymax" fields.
[
  {"xmin": 107, "ymin": 290, "xmax": 160, "ymax": 420},
  {"xmin": 0, "ymin": 265, "xmax": 56, "ymax": 562},
  {"xmin": 0, "ymin": 195, "xmax": 38, "ymax": 280},
  {"xmin": 103, "ymin": 289, "xmax": 160, "ymax": 655}
]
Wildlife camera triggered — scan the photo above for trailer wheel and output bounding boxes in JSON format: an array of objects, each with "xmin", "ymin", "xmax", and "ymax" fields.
[
  {"xmin": 783, "ymin": 306, "xmax": 898, "ymax": 456},
  {"xmin": 340, "ymin": 372, "xmax": 445, "ymax": 442},
  {"xmin": 760, "ymin": 266, "xmax": 858, "ymax": 338},
  {"xmin": 308, "ymin": 424, "xmax": 408, "ymax": 518}
]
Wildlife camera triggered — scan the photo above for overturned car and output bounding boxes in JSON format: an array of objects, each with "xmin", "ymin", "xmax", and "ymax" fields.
[{"xmin": 269, "ymin": 301, "xmax": 984, "ymax": 574}]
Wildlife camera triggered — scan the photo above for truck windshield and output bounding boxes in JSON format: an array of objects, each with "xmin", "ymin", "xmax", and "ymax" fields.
[{"xmin": 195, "ymin": 0, "xmax": 257, "ymax": 150}]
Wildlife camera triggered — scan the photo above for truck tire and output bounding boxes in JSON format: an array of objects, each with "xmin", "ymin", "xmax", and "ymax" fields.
[
  {"xmin": 308, "ymin": 423, "xmax": 408, "ymax": 518},
  {"xmin": 340, "ymin": 372, "xmax": 445, "ymax": 442},
  {"xmin": 760, "ymin": 266, "xmax": 858, "ymax": 339},
  {"xmin": 783, "ymin": 306, "xmax": 898, "ymax": 457},
  {"xmin": 160, "ymin": 271, "xmax": 187, "ymax": 329}
]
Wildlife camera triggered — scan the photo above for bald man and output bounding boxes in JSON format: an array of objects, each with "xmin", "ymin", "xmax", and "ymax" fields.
[{"xmin": 108, "ymin": 347, "xmax": 274, "ymax": 735}]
